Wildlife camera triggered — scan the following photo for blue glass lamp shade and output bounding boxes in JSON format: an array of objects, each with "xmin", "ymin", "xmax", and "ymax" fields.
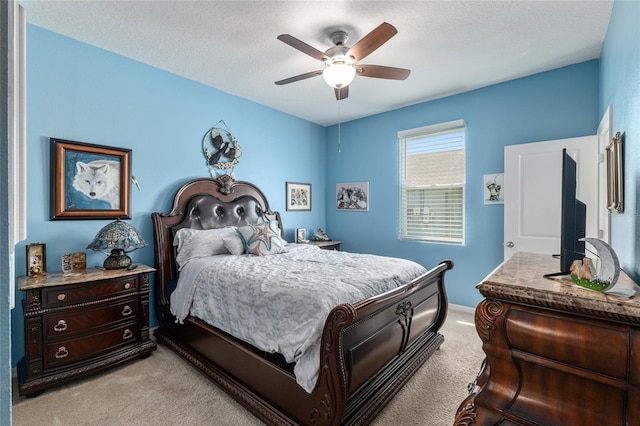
[{"xmin": 86, "ymin": 219, "xmax": 147, "ymax": 269}]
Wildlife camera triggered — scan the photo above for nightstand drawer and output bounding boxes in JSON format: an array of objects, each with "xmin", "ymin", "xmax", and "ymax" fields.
[
  {"xmin": 44, "ymin": 322, "xmax": 138, "ymax": 369},
  {"xmin": 42, "ymin": 275, "xmax": 138, "ymax": 308},
  {"xmin": 44, "ymin": 298, "xmax": 138, "ymax": 338}
]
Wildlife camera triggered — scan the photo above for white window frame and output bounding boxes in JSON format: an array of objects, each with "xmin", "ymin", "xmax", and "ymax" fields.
[{"xmin": 398, "ymin": 119, "xmax": 465, "ymax": 244}]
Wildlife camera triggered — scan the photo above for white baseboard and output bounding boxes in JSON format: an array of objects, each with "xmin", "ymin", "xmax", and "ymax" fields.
[{"xmin": 448, "ymin": 303, "xmax": 475, "ymax": 314}]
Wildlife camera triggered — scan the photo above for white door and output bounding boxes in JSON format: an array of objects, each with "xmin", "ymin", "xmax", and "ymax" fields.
[{"xmin": 504, "ymin": 136, "xmax": 598, "ymax": 260}]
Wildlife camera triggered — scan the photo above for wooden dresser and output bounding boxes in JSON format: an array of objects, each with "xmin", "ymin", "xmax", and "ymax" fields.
[
  {"xmin": 17, "ymin": 265, "xmax": 157, "ymax": 397},
  {"xmin": 455, "ymin": 252, "xmax": 640, "ymax": 426}
]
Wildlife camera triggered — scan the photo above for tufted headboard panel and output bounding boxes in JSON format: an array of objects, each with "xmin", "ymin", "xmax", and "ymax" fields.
[
  {"xmin": 172, "ymin": 194, "xmax": 272, "ymax": 232},
  {"xmin": 152, "ymin": 176, "xmax": 283, "ymax": 308}
]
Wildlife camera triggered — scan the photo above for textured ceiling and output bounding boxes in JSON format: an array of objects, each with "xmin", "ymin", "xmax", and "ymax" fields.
[{"xmin": 21, "ymin": 0, "xmax": 613, "ymax": 126}]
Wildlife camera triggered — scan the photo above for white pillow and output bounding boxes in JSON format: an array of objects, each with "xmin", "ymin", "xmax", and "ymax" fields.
[
  {"xmin": 223, "ymin": 235, "xmax": 245, "ymax": 256},
  {"xmin": 173, "ymin": 227, "xmax": 236, "ymax": 269}
]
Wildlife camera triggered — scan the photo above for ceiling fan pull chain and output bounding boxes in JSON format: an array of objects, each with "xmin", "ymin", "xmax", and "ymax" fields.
[{"xmin": 338, "ymin": 94, "xmax": 342, "ymax": 153}]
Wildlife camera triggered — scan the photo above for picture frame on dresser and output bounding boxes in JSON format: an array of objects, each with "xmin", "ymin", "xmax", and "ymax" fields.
[
  {"xmin": 26, "ymin": 243, "xmax": 46, "ymax": 277},
  {"xmin": 50, "ymin": 138, "xmax": 131, "ymax": 220},
  {"xmin": 295, "ymin": 228, "xmax": 307, "ymax": 243}
]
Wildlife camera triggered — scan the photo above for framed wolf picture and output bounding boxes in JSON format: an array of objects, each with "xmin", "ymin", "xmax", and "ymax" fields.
[{"xmin": 50, "ymin": 138, "xmax": 131, "ymax": 220}]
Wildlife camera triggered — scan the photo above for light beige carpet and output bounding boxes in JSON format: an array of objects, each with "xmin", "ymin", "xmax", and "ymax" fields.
[{"xmin": 12, "ymin": 305, "xmax": 484, "ymax": 426}]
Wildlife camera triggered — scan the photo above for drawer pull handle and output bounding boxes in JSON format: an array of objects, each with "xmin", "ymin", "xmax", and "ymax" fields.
[
  {"xmin": 57, "ymin": 293, "xmax": 66, "ymax": 301},
  {"xmin": 124, "ymin": 282, "xmax": 131, "ymax": 290},
  {"xmin": 122, "ymin": 306, "xmax": 132, "ymax": 316},
  {"xmin": 53, "ymin": 320, "xmax": 68, "ymax": 332},
  {"xmin": 55, "ymin": 346, "xmax": 69, "ymax": 359},
  {"xmin": 123, "ymin": 329, "xmax": 133, "ymax": 340}
]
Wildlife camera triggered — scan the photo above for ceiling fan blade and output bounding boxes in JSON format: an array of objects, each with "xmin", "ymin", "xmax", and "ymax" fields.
[
  {"xmin": 275, "ymin": 70, "xmax": 323, "ymax": 85},
  {"xmin": 334, "ymin": 86, "xmax": 349, "ymax": 100},
  {"xmin": 277, "ymin": 34, "xmax": 329, "ymax": 62},
  {"xmin": 347, "ymin": 22, "xmax": 397, "ymax": 62},
  {"xmin": 356, "ymin": 65, "xmax": 410, "ymax": 80}
]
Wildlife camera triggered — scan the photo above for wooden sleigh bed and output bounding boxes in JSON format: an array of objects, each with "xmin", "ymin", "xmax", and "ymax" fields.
[{"xmin": 152, "ymin": 176, "xmax": 453, "ymax": 425}]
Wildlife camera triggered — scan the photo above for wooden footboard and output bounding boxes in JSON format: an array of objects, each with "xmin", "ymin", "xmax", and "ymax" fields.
[
  {"xmin": 320, "ymin": 259, "xmax": 451, "ymax": 425},
  {"xmin": 154, "ymin": 259, "xmax": 451, "ymax": 426}
]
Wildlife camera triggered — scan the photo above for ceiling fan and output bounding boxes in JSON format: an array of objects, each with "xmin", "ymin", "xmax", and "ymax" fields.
[{"xmin": 275, "ymin": 22, "xmax": 411, "ymax": 100}]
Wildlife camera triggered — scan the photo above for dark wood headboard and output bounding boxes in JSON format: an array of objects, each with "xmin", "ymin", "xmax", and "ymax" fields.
[{"xmin": 151, "ymin": 175, "xmax": 283, "ymax": 308}]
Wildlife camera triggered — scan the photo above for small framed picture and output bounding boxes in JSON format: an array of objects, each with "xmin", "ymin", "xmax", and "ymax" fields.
[
  {"xmin": 26, "ymin": 243, "xmax": 47, "ymax": 277},
  {"xmin": 336, "ymin": 182, "xmax": 369, "ymax": 211},
  {"xmin": 296, "ymin": 228, "xmax": 307, "ymax": 243},
  {"xmin": 483, "ymin": 173, "xmax": 504, "ymax": 204},
  {"xmin": 286, "ymin": 182, "xmax": 311, "ymax": 211},
  {"xmin": 50, "ymin": 138, "xmax": 131, "ymax": 220}
]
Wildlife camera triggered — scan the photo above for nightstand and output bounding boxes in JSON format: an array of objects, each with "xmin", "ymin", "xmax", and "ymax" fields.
[
  {"xmin": 306, "ymin": 240, "xmax": 343, "ymax": 251},
  {"xmin": 17, "ymin": 264, "xmax": 157, "ymax": 397}
]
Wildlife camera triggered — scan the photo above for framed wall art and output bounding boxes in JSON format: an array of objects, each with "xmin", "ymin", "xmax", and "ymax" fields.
[
  {"xmin": 483, "ymin": 173, "xmax": 504, "ymax": 204},
  {"xmin": 26, "ymin": 243, "xmax": 46, "ymax": 277},
  {"xmin": 336, "ymin": 182, "xmax": 369, "ymax": 211},
  {"xmin": 286, "ymin": 182, "xmax": 311, "ymax": 211},
  {"xmin": 606, "ymin": 131, "xmax": 624, "ymax": 213},
  {"xmin": 50, "ymin": 138, "xmax": 131, "ymax": 220}
]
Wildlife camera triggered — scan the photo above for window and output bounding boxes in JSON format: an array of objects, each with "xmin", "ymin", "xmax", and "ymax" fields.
[{"xmin": 399, "ymin": 120, "xmax": 465, "ymax": 244}]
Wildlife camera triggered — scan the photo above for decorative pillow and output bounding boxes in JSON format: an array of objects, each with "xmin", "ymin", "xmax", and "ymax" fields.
[
  {"xmin": 173, "ymin": 227, "xmax": 237, "ymax": 269},
  {"xmin": 223, "ymin": 235, "xmax": 245, "ymax": 256},
  {"xmin": 236, "ymin": 221, "xmax": 286, "ymax": 256}
]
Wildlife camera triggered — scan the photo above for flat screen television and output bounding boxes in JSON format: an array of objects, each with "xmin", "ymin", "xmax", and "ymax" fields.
[{"xmin": 544, "ymin": 149, "xmax": 586, "ymax": 278}]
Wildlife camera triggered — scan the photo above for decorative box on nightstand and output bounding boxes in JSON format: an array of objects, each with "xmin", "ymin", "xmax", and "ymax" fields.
[
  {"xmin": 17, "ymin": 265, "xmax": 157, "ymax": 397},
  {"xmin": 306, "ymin": 240, "xmax": 343, "ymax": 251}
]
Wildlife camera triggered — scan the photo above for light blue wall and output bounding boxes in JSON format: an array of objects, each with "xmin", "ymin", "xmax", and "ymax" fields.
[
  {"xmin": 10, "ymin": 25, "xmax": 327, "ymax": 367},
  {"xmin": 325, "ymin": 61, "xmax": 600, "ymax": 308},
  {"xmin": 600, "ymin": 0, "xmax": 640, "ymax": 283}
]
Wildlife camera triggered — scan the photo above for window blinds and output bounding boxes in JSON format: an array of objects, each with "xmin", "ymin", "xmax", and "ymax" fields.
[{"xmin": 399, "ymin": 120, "xmax": 465, "ymax": 244}]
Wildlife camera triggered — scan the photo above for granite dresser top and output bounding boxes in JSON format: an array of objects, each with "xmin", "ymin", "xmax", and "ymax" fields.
[
  {"xmin": 18, "ymin": 264, "xmax": 155, "ymax": 291},
  {"xmin": 478, "ymin": 252, "xmax": 640, "ymax": 324}
]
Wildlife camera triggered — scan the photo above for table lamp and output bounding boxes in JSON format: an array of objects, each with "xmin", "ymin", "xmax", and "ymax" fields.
[{"xmin": 86, "ymin": 219, "xmax": 147, "ymax": 269}]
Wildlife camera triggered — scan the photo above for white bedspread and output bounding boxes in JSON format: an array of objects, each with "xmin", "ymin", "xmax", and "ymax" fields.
[{"xmin": 170, "ymin": 244, "xmax": 427, "ymax": 393}]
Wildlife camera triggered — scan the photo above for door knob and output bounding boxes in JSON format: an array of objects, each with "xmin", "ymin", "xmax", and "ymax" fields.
[{"xmin": 506, "ymin": 241, "xmax": 514, "ymax": 248}]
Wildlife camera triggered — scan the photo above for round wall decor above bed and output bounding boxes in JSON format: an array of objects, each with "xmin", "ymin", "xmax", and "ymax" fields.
[{"xmin": 202, "ymin": 121, "xmax": 241, "ymax": 177}]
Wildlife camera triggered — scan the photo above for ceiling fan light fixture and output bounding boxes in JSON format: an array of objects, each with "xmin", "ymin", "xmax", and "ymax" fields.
[
  {"xmin": 276, "ymin": 22, "xmax": 408, "ymax": 100},
  {"xmin": 322, "ymin": 63, "xmax": 356, "ymax": 89}
]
